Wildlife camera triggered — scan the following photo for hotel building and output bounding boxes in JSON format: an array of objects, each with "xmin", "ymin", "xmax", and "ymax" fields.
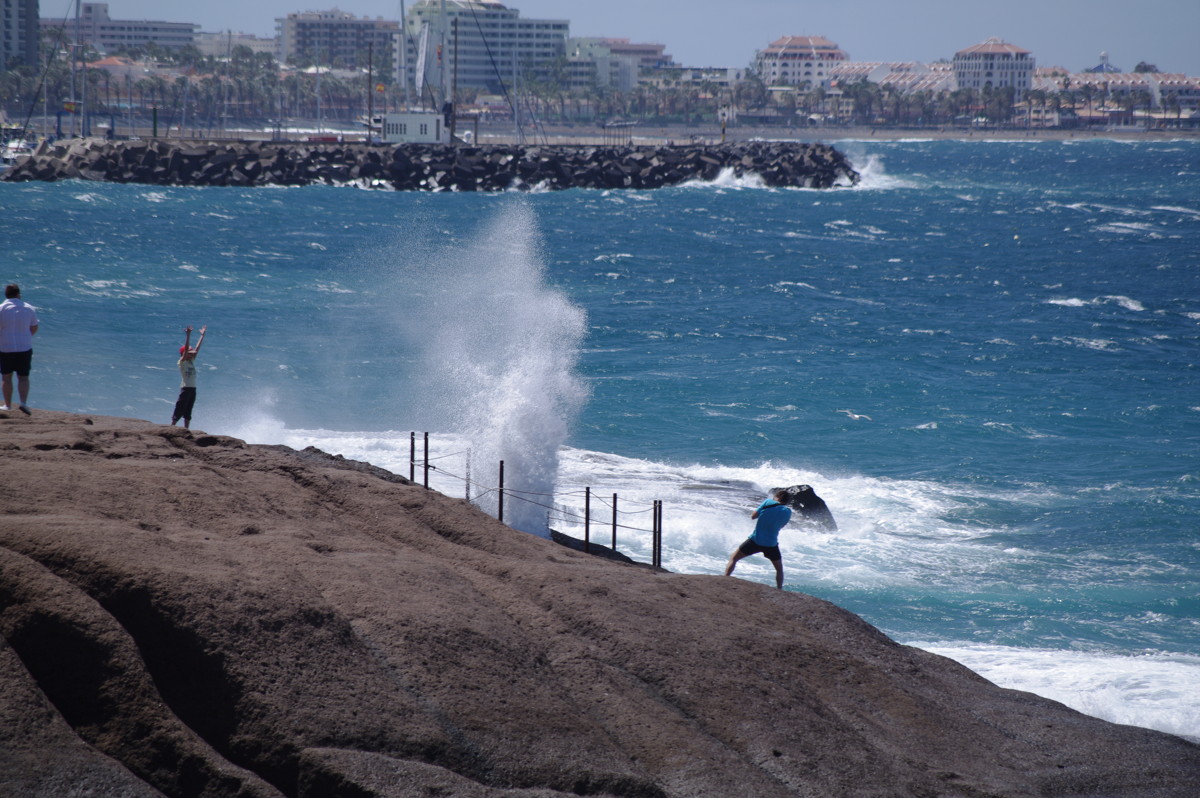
[
  {"xmin": 952, "ymin": 37, "xmax": 1035, "ymax": 93},
  {"xmin": 754, "ymin": 36, "xmax": 849, "ymax": 87}
]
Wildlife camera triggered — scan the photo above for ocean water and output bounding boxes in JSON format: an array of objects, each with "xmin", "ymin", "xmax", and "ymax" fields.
[{"xmin": 2, "ymin": 138, "xmax": 1198, "ymax": 741}]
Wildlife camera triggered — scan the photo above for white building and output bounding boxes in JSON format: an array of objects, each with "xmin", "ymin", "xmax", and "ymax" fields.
[
  {"xmin": 952, "ymin": 37, "xmax": 1035, "ymax": 93},
  {"xmin": 380, "ymin": 110, "xmax": 448, "ymax": 143},
  {"xmin": 754, "ymin": 36, "xmax": 848, "ymax": 88},
  {"xmin": 397, "ymin": 0, "xmax": 568, "ymax": 99},
  {"xmin": 196, "ymin": 31, "xmax": 276, "ymax": 59},
  {"xmin": 829, "ymin": 61, "xmax": 956, "ymax": 96},
  {"xmin": 564, "ymin": 39, "xmax": 635, "ymax": 93},
  {"xmin": 275, "ymin": 9, "xmax": 398, "ymax": 69},
  {"xmin": 39, "ymin": 3, "xmax": 198, "ymax": 53}
]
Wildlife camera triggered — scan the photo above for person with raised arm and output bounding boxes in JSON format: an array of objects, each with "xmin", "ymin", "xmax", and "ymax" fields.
[{"xmin": 171, "ymin": 325, "xmax": 206, "ymax": 429}]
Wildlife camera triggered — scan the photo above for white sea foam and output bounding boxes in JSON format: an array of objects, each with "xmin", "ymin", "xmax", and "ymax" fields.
[
  {"xmin": 394, "ymin": 203, "xmax": 587, "ymax": 537},
  {"xmin": 842, "ymin": 152, "xmax": 917, "ymax": 190},
  {"xmin": 1046, "ymin": 296, "xmax": 1146, "ymax": 312},
  {"xmin": 1094, "ymin": 221, "xmax": 1162, "ymax": 236},
  {"xmin": 1151, "ymin": 205, "xmax": 1200, "ymax": 217},
  {"xmin": 204, "ymin": 417, "xmax": 1198, "ymax": 741},
  {"xmin": 74, "ymin": 279, "xmax": 161, "ymax": 299},
  {"xmin": 1052, "ymin": 336, "xmax": 1121, "ymax": 352},
  {"xmin": 681, "ymin": 166, "xmax": 769, "ymax": 190},
  {"xmin": 916, "ymin": 643, "xmax": 1200, "ymax": 741}
]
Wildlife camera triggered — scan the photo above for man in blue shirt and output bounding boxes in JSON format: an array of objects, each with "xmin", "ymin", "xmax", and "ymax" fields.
[{"xmin": 724, "ymin": 488, "xmax": 793, "ymax": 589}]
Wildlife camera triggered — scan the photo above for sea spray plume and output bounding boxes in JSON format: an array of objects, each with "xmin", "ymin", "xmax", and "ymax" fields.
[{"xmin": 413, "ymin": 202, "xmax": 588, "ymax": 537}]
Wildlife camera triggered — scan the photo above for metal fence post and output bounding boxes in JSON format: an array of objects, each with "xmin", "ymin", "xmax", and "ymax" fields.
[
  {"xmin": 423, "ymin": 432, "xmax": 430, "ymax": 490},
  {"xmin": 584, "ymin": 487, "xmax": 591, "ymax": 554},
  {"xmin": 409, "ymin": 432, "xmax": 415, "ymax": 482},
  {"xmin": 498, "ymin": 460, "xmax": 505, "ymax": 524},
  {"xmin": 659, "ymin": 501, "xmax": 664, "ymax": 567},
  {"xmin": 611, "ymin": 493, "xmax": 618, "ymax": 552}
]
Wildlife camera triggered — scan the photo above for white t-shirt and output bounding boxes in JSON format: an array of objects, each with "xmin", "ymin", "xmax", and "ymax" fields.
[
  {"xmin": 0, "ymin": 298, "xmax": 39, "ymax": 353},
  {"xmin": 178, "ymin": 357, "xmax": 197, "ymax": 388}
]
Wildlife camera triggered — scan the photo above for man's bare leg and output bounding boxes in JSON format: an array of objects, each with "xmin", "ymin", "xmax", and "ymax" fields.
[{"xmin": 724, "ymin": 548, "xmax": 749, "ymax": 577}]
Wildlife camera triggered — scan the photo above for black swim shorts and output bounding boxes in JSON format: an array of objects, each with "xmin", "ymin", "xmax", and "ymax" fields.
[
  {"xmin": 173, "ymin": 386, "xmax": 197, "ymax": 422},
  {"xmin": 737, "ymin": 538, "xmax": 782, "ymax": 562},
  {"xmin": 0, "ymin": 350, "xmax": 32, "ymax": 377}
]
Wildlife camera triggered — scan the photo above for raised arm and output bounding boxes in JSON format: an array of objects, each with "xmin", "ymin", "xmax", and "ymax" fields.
[
  {"xmin": 193, "ymin": 325, "xmax": 207, "ymax": 354},
  {"xmin": 182, "ymin": 325, "xmax": 193, "ymax": 351}
]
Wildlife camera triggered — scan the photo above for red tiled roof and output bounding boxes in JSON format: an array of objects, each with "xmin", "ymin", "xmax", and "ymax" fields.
[{"xmin": 956, "ymin": 37, "xmax": 1031, "ymax": 57}]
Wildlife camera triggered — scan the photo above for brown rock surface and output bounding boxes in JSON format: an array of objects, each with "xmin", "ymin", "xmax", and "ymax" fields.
[{"xmin": 1, "ymin": 409, "xmax": 1197, "ymax": 797}]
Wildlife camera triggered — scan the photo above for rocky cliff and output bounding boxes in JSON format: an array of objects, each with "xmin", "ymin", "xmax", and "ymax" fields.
[{"xmin": 2, "ymin": 410, "xmax": 1197, "ymax": 797}]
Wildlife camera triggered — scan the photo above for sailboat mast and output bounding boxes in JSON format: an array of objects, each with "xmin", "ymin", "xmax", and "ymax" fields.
[
  {"xmin": 440, "ymin": 0, "xmax": 448, "ymax": 108},
  {"xmin": 399, "ymin": 0, "xmax": 411, "ymax": 108}
]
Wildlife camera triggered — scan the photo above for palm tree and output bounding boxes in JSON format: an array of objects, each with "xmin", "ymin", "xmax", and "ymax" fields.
[
  {"xmin": 1164, "ymin": 92, "xmax": 1181, "ymax": 127},
  {"xmin": 1077, "ymin": 83, "xmax": 1096, "ymax": 125},
  {"xmin": 805, "ymin": 84, "xmax": 827, "ymax": 122}
]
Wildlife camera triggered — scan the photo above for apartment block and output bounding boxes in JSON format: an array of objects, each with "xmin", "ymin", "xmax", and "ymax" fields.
[
  {"xmin": 276, "ymin": 9, "xmax": 398, "ymax": 69},
  {"xmin": 1, "ymin": 0, "xmax": 39, "ymax": 70},
  {"xmin": 564, "ymin": 37, "xmax": 671, "ymax": 94},
  {"xmin": 196, "ymin": 31, "xmax": 276, "ymax": 59},
  {"xmin": 398, "ymin": 0, "xmax": 568, "ymax": 96},
  {"xmin": 39, "ymin": 3, "xmax": 197, "ymax": 53}
]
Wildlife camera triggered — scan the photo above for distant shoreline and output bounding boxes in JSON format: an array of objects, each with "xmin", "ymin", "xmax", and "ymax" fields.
[
  {"xmin": 510, "ymin": 124, "xmax": 1200, "ymax": 147},
  {"xmin": 807, "ymin": 126, "xmax": 1200, "ymax": 143}
]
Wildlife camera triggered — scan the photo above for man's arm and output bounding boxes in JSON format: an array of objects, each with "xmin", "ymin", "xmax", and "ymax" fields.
[
  {"xmin": 183, "ymin": 325, "xmax": 192, "ymax": 350},
  {"xmin": 193, "ymin": 325, "xmax": 207, "ymax": 354}
]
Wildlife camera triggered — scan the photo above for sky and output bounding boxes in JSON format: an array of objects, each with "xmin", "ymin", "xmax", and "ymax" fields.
[{"xmin": 54, "ymin": 0, "xmax": 1200, "ymax": 76}]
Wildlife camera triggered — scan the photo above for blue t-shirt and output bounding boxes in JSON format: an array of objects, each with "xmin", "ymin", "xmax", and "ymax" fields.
[{"xmin": 751, "ymin": 500, "xmax": 792, "ymax": 547}]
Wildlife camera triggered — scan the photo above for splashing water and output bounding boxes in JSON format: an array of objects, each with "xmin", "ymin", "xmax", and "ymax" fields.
[{"xmin": 407, "ymin": 202, "xmax": 589, "ymax": 536}]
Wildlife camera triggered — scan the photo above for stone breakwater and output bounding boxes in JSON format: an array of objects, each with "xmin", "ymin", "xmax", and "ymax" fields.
[{"xmin": 1, "ymin": 137, "xmax": 858, "ymax": 191}]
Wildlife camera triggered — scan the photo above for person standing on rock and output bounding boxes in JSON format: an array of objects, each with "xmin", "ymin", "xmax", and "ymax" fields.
[
  {"xmin": 724, "ymin": 488, "xmax": 793, "ymax": 589},
  {"xmin": 171, "ymin": 325, "xmax": 206, "ymax": 429},
  {"xmin": 0, "ymin": 284, "xmax": 39, "ymax": 414}
]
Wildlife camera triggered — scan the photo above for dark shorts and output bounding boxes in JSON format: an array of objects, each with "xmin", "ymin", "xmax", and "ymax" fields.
[
  {"xmin": 738, "ymin": 538, "xmax": 782, "ymax": 562},
  {"xmin": 173, "ymin": 387, "xmax": 197, "ymax": 421},
  {"xmin": 0, "ymin": 350, "xmax": 32, "ymax": 377}
]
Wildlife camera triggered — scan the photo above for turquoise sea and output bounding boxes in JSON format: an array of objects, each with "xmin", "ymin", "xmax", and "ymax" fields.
[{"xmin": 2, "ymin": 138, "xmax": 1198, "ymax": 741}]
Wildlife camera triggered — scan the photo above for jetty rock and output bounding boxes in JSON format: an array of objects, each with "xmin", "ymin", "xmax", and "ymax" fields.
[
  {"xmin": 0, "ymin": 138, "xmax": 858, "ymax": 191},
  {"xmin": 2, "ymin": 410, "xmax": 1197, "ymax": 798}
]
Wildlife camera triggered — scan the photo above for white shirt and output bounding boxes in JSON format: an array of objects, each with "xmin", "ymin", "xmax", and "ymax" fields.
[
  {"xmin": 178, "ymin": 357, "xmax": 197, "ymax": 388},
  {"xmin": 0, "ymin": 298, "xmax": 38, "ymax": 352}
]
